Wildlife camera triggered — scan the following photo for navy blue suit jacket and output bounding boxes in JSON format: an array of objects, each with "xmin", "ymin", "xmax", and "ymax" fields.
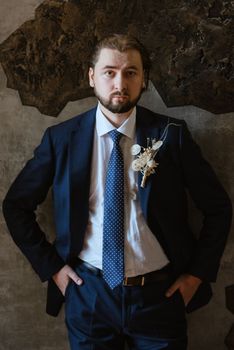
[{"xmin": 3, "ymin": 106, "xmax": 232, "ymax": 316}]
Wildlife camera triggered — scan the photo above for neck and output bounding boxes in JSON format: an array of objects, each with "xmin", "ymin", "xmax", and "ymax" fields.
[{"xmin": 99, "ymin": 104, "xmax": 133, "ymax": 127}]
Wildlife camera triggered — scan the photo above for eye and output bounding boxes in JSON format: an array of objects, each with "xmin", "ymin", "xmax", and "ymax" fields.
[
  {"xmin": 126, "ymin": 70, "xmax": 137, "ymax": 77},
  {"xmin": 104, "ymin": 70, "xmax": 114, "ymax": 77}
]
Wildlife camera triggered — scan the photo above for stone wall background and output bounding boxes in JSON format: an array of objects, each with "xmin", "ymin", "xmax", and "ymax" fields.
[
  {"xmin": 1, "ymin": 0, "xmax": 233, "ymax": 116},
  {"xmin": 0, "ymin": 1, "xmax": 233, "ymax": 350}
]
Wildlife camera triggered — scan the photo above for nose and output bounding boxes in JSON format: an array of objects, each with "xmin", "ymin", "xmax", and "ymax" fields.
[{"xmin": 114, "ymin": 72, "xmax": 127, "ymax": 92}]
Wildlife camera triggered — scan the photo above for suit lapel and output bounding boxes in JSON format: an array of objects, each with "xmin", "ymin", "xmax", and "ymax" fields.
[
  {"xmin": 136, "ymin": 106, "xmax": 161, "ymax": 220},
  {"xmin": 68, "ymin": 108, "xmax": 96, "ymax": 254}
]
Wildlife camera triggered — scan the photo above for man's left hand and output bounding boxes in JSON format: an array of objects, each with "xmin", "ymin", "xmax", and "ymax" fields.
[{"xmin": 166, "ymin": 274, "xmax": 202, "ymax": 306}]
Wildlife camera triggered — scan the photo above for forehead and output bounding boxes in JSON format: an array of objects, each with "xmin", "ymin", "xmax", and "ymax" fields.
[{"xmin": 95, "ymin": 48, "xmax": 143, "ymax": 69}]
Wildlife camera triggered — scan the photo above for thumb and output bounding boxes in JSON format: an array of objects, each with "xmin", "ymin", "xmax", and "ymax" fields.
[
  {"xmin": 67, "ymin": 268, "xmax": 83, "ymax": 286},
  {"xmin": 165, "ymin": 280, "xmax": 180, "ymax": 298}
]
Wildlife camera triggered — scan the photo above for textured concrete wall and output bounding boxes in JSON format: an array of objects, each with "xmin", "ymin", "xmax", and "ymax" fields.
[{"xmin": 0, "ymin": 1, "xmax": 233, "ymax": 350}]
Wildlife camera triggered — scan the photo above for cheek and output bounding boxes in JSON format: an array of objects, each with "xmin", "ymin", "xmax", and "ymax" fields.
[
  {"xmin": 96, "ymin": 79, "xmax": 112, "ymax": 92},
  {"xmin": 130, "ymin": 82, "xmax": 144, "ymax": 94}
]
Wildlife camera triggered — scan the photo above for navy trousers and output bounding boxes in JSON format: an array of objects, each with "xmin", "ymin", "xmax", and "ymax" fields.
[{"xmin": 65, "ymin": 263, "xmax": 187, "ymax": 350}]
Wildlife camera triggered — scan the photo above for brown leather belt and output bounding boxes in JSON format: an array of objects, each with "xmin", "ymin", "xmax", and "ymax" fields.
[{"xmin": 77, "ymin": 259, "xmax": 171, "ymax": 287}]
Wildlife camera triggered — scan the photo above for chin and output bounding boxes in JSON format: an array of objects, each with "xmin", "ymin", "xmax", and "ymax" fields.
[{"xmin": 109, "ymin": 104, "xmax": 133, "ymax": 114}]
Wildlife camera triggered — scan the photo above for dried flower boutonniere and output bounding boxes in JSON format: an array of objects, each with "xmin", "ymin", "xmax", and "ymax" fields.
[
  {"xmin": 131, "ymin": 139, "xmax": 162, "ymax": 188},
  {"xmin": 131, "ymin": 121, "xmax": 181, "ymax": 188}
]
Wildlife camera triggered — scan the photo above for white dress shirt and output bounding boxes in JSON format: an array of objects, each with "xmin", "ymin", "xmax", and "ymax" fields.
[{"xmin": 79, "ymin": 103, "xmax": 169, "ymax": 277}]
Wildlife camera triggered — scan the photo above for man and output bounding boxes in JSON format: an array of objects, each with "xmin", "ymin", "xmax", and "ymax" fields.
[{"xmin": 3, "ymin": 34, "xmax": 232, "ymax": 349}]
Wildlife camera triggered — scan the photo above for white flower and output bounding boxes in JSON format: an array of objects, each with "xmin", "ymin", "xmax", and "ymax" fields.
[
  {"xmin": 152, "ymin": 140, "xmax": 163, "ymax": 150},
  {"xmin": 147, "ymin": 159, "xmax": 157, "ymax": 168},
  {"xmin": 131, "ymin": 144, "xmax": 141, "ymax": 155},
  {"xmin": 132, "ymin": 159, "xmax": 144, "ymax": 171}
]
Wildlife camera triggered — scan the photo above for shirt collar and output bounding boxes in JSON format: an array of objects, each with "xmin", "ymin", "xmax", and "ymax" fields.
[{"xmin": 96, "ymin": 103, "xmax": 136, "ymax": 140}]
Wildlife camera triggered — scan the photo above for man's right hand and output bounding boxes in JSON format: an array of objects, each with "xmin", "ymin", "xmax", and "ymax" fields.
[{"xmin": 52, "ymin": 265, "xmax": 83, "ymax": 296}]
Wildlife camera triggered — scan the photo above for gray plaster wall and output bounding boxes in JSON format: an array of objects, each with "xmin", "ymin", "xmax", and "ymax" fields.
[{"xmin": 0, "ymin": 1, "xmax": 233, "ymax": 350}]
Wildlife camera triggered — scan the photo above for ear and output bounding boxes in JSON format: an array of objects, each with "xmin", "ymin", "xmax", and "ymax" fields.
[{"xmin": 89, "ymin": 67, "xmax": 95, "ymax": 87}]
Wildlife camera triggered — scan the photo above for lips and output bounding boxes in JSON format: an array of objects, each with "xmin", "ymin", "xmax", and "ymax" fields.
[
  {"xmin": 111, "ymin": 93, "xmax": 129, "ymax": 99},
  {"xmin": 112, "ymin": 95, "xmax": 128, "ymax": 99}
]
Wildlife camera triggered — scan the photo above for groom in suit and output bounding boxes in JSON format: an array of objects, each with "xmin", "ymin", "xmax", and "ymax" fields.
[{"xmin": 3, "ymin": 34, "xmax": 232, "ymax": 349}]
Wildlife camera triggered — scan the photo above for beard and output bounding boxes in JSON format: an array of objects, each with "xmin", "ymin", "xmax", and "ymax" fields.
[{"xmin": 94, "ymin": 88, "xmax": 143, "ymax": 114}]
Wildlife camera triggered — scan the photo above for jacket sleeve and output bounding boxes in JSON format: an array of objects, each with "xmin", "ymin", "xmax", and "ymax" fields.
[
  {"xmin": 2, "ymin": 127, "xmax": 65, "ymax": 282},
  {"xmin": 179, "ymin": 120, "xmax": 232, "ymax": 282}
]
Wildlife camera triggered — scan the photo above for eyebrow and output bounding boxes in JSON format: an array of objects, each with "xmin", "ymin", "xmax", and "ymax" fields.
[{"xmin": 101, "ymin": 65, "xmax": 139, "ymax": 70}]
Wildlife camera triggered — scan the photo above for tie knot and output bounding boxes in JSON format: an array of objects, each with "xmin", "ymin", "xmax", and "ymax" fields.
[{"xmin": 109, "ymin": 130, "xmax": 122, "ymax": 144}]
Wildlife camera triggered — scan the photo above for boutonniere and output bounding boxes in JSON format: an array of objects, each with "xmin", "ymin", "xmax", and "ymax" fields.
[
  {"xmin": 131, "ymin": 139, "xmax": 162, "ymax": 188},
  {"xmin": 131, "ymin": 121, "xmax": 181, "ymax": 188}
]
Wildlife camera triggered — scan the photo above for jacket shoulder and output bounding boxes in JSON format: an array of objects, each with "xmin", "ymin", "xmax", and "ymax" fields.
[
  {"xmin": 49, "ymin": 107, "xmax": 96, "ymax": 136},
  {"xmin": 40, "ymin": 107, "xmax": 96, "ymax": 151},
  {"xmin": 136, "ymin": 105, "xmax": 184, "ymax": 128}
]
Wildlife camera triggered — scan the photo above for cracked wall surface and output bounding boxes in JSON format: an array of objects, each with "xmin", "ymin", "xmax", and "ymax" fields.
[{"xmin": 0, "ymin": 0, "xmax": 233, "ymax": 116}]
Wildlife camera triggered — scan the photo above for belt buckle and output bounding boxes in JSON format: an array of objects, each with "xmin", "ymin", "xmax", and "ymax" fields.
[
  {"xmin": 123, "ymin": 276, "xmax": 145, "ymax": 286},
  {"xmin": 123, "ymin": 277, "xmax": 133, "ymax": 286}
]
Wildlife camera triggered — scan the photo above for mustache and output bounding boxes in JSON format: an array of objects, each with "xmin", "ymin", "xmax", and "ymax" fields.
[{"xmin": 111, "ymin": 91, "xmax": 129, "ymax": 97}]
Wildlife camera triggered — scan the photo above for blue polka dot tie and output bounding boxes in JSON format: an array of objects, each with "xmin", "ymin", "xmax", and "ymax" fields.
[{"xmin": 103, "ymin": 130, "xmax": 124, "ymax": 289}]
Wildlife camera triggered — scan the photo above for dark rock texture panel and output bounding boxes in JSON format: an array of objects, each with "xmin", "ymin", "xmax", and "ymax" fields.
[{"xmin": 0, "ymin": 0, "xmax": 233, "ymax": 116}]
